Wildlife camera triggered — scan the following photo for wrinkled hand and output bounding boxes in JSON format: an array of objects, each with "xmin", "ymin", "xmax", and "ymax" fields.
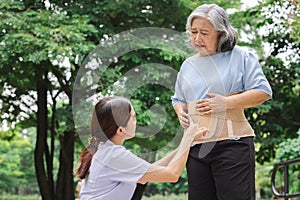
[
  {"xmin": 177, "ymin": 105, "xmax": 190, "ymax": 129},
  {"xmin": 196, "ymin": 93, "xmax": 226, "ymax": 115}
]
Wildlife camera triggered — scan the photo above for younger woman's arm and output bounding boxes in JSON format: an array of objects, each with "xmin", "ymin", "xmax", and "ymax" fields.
[
  {"xmin": 137, "ymin": 124, "xmax": 207, "ymax": 184},
  {"xmin": 151, "ymin": 149, "xmax": 178, "ymax": 167}
]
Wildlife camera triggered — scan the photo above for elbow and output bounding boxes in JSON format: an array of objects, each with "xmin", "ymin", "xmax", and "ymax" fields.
[
  {"xmin": 257, "ymin": 98, "xmax": 267, "ymax": 105},
  {"xmin": 165, "ymin": 165, "xmax": 183, "ymax": 182},
  {"xmin": 266, "ymin": 93, "xmax": 272, "ymax": 100},
  {"xmin": 255, "ymin": 91, "xmax": 271, "ymax": 105},
  {"xmin": 259, "ymin": 93, "xmax": 271, "ymax": 104},
  {"xmin": 170, "ymin": 177, "xmax": 179, "ymax": 183},
  {"xmin": 138, "ymin": 180, "xmax": 148, "ymax": 185},
  {"xmin": 169, "ymin": 172, "xmax": 180, "ymax": 183}
]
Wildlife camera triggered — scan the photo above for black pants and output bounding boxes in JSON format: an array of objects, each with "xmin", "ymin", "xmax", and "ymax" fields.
[{"xmin": 186, "ymin": 137, "xmax": 255, "ymax": 200}]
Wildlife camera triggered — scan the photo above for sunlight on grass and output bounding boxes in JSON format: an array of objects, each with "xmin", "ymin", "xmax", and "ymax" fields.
[
  {"xmin": 142, "ymin": 193, "xmax": 188, "ymax": 200},
  {"xmin": 0, "ymin": 195, "xmax": 41, "ymax": 200}
]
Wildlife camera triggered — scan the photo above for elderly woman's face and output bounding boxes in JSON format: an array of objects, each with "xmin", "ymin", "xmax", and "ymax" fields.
[{"xmin": 190, "ymin": 17, "xmax": 219, "ymax": 56}]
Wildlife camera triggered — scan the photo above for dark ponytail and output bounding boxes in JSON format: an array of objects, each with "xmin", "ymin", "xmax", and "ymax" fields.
[
  {"xmin": 76, "ymin": 146, "xmax": 96, "ymax": 179},
  {"xmin": 75, "ymin": 96, "xmax": 131, "ymax": 179}
]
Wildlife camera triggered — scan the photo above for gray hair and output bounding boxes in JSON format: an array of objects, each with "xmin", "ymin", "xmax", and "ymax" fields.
[{"xmin": 186, "ymin": 4, "xmax": 238, "ymax": 52}]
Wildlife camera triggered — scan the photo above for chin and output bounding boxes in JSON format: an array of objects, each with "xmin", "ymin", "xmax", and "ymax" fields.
[
  {"xmin": 129, "ymin": 135, "xmax": 135, "ymax": 140},
  {"xmin": 198, "ymin": 51, "xmax": 209, "ymax": 57},
  {"xmin": 128, "ymin": 133, "xmax": 135, "ymax": 139},
  {"xmin": 196, "ymin": 47, "xmax": 207, "ymax": 53}
]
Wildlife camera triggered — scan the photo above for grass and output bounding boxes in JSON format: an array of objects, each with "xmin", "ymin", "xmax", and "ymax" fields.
[
  {"xmin": 142, "ymin": 193, "xmax": 188, "ymax": 200},
  {"xmin": 0, "ymin": 194, "xmax": 188, "ymax": 200},
  {"xmin": 0, "ymin": 195, "xmax": 41, "ymax": 200}
]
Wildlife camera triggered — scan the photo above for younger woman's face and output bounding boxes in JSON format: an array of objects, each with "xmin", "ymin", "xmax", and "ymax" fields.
[
  {"xmin": 190, "ymin": 17, "xmax": 219, "ymax": 56},
  {"xmin": 123, "ymin": 106, "xmax": 136, "ymax": 139}
]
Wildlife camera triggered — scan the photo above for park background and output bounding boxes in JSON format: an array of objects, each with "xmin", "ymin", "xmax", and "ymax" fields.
[{"xmin": 0, "ymin": 0, "xmax": 299, "ymax": 199}]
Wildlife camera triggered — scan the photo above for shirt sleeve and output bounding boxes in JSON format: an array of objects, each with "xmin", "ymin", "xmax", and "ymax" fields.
[
  {"xmin": 171, "ymin": 71, "xmax": 187, "ymax": 106},
  {"xmin": 105, "ymin": 147, "xmax": 150, "ymax": 183},
  {"xmin": 243, "ymin": 51, "xmax": 272, "ymax": 98}
]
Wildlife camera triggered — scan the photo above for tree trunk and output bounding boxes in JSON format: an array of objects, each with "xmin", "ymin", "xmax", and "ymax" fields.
[
  {"xmin": 34, "ymin": 66, "xmax": 54, "ymax": 200},
  {"xmin": 56, "ymin": 130, "xmax": 75, "ymax": 200}
]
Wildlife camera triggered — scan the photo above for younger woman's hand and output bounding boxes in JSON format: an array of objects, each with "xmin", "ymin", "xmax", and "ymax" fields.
[
  {"xmin": 193, "ymin": 127, "xmax": 208, "ymax": 142},
  {"xmin": 185, "ymin": 117, "xmax": 208, "ymax": 140}
]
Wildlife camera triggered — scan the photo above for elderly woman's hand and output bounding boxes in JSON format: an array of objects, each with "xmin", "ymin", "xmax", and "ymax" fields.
[
  {"xmin": 174, "ymin": 103, "xmax": 190, "ymax": 129},
  {"xmin": 179, "ymin": 108, "xmax": 190, "ymax": 129},
  {"xmin": 196, "ymin": 93, "xmax": 227, "ymax": 115}
]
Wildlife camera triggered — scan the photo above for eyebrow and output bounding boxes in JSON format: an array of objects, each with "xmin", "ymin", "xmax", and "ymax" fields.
[{"xmin": 190, "ymin": 27, "xmax": 209, "ymax": 32}]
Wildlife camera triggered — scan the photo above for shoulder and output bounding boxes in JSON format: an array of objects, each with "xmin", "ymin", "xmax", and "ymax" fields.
[
  {"xmin": 177, "ymin": 56, "xmax": 195, "ymax": 74},
  {"xmin": 97, "ymin": 141, "xmax": 149, "ymax": 168},
  {"xmin": 231, "ymin": 45, "xmax": 247, "ymax": 57},
  {"xmin": 232, "ymin": 45, "xmax": 259, "ymax": 61},
  {"xmin": 182, "ymin": 56, "xmax": 194, "ymax": 67},
  {"xmin": 94, "ymin": 141, "xmax": 126, "ymax": 162}
]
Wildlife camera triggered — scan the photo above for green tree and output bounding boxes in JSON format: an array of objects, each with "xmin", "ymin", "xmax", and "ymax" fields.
[
  {"xmin": 0, "ymin": 0, "xmax": 96, "ymax": 199},
  {"xmin": 3, "ymin": 0, "xmax": 298, "ymax": 199},
  {"xmin": 71, "ymin": 0, "xmax": 242, "ymax": 198},
  {"xmin": 1, "ymin": 0, "xmax": 198, "ymax": 198},
  {"xmin": 275, "ymin": 129, "xmax": 300, "ymax": 194},
  {"xmin": 0, "ymin": 130, "xmax": 38, "ymax": 194},
  {"xmin": 238, "ymin": 0, "xmax": 300, "ymax": 163}
]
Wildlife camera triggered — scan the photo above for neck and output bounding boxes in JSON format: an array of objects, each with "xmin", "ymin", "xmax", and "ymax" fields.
[{"xmin": 110, "ymin": 136, "xmax": 125, "ymax": 146}]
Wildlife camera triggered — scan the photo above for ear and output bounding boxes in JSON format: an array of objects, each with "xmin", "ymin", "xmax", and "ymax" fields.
[
  {"xmin": 218, "ymin": 31, "xmax": 223, "ymax": 38},
  {"xmin": 116, "ymin": 127, "xmax": 125, "ymax": 136}
]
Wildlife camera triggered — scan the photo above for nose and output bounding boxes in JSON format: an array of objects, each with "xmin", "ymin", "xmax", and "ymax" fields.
[{"xmin": 194, "ymin": 33, "xmax": 203, "ymax": 43}]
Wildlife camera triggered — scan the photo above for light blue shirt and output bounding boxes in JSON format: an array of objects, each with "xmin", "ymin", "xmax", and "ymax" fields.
[
  {"xmin": 80, "ymin": 140, "xmax": 150, "ymax": 200},
  {"xmin": 172, "ymin": 46, "xmax": 272, "ymax": 105}
]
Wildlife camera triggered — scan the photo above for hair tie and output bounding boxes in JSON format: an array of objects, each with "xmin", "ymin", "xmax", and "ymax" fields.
[{"xmin": 88, "ymin": 136, "xmax": 101, "ymax": 147}]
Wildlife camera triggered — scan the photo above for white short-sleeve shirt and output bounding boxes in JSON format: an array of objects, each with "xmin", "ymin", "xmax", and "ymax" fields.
[{"xmin": 80, "ymin": 140, "xmax": 150, "ymax": 200}]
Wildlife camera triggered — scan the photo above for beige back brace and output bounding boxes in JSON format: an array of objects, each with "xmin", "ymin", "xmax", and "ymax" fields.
[{"xmin": 188, "ymin": 101, "xmax": 254, "ymax": 144}]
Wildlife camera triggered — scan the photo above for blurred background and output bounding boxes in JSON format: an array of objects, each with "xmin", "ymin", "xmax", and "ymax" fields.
[{"xmin": 0, "ymin": 0, "xmax": 299, "ymax": 199}]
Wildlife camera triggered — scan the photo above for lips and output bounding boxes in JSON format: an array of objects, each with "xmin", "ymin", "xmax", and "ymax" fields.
[{"xmin": 195, "ymin": 43, "xmax": 205, "ymax": 48}]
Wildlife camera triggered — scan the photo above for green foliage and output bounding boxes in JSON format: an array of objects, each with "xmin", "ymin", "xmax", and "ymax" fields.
[
  {"xmin": 146, "ymin": 169, "xmax": 188, "ymax": 196},
  {"xmin": 0, "ymin": 130, "xmax": 38, "ymax": 194},
  {"xmin": 272, "ymin": 130, "xmax": 300, "ymax": 195},
  {"xmin": 1, "ymin": 0, "xmax": 299, "ymax": 197},
  {"xmin": 255, "ymin": 162, "xmax": 275, "ymax": 199},
  {"xmin": 0, "ymin": 195, "xmax": 40, "ymax": 200},
  {"xmin": 0, "ymin": 129, "xmax": 16, "ymax": 141},
  {"xmin": 254, "ymin": 129, "xmax": 300, "ymax": 198},
  {"xmin": 241, "ymin": 0, "xmax": 300, "ymax": 163},
  {"xmin": 255, "ymin": 129, "xmax": 300, "ymax": 199},
  {"xmin": 143, "ymin": 193, "xmax": 188, "ymax": 200},
  {"xmin": 0, "ymin": 0, "xmax": 97, "ymax": 126},
  {"xmin": 0, "ymin": 0, "xmax": 97, "ymax": 197},
  {"xmin": 276, "ymin": 129, "xmax": 300, "ymax": 161},
  {"xmin": 0, "ymin": 194, "xmax": 190, "ymax": 200}
]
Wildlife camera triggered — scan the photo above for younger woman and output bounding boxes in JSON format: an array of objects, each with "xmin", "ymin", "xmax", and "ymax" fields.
[{"xmin": 76, "ymin": 96, "xmax": 207, "ymax": 200}]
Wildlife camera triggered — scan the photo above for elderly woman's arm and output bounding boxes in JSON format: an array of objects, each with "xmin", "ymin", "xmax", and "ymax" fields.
[
  {"xmin": 225, "ymin": 90, "xmax": 270, "ymax": 109},
  {"xmin": 196, "ymin": 89, "xmax": 271, "ymax": 114}
]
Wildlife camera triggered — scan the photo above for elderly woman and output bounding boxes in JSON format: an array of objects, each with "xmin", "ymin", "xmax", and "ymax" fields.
[{"xmin": 172, "ymin": 4, "xmax": 272, "ymax": 200}]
